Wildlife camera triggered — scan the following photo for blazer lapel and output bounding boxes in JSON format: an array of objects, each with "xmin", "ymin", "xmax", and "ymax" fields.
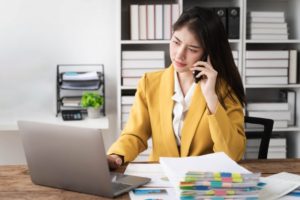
[
  {"xmin": 180, "ymin": 85, "xmax": 206, "ymax": 157},
  {"xmin": 159, "ymin": 65, "xmax": 179, "ymax": 157}
]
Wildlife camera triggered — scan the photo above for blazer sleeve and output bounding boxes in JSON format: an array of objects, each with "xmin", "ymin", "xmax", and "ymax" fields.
[
  {"xmin": 207, "ymin": 92, "xmax": 246, "ymax": 161},
  {"xmin": 107, "ymin": 75, "xmax": 151, "ymax": 162}
]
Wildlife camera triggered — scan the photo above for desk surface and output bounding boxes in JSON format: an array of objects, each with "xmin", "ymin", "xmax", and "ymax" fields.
[{"xmin": 1, "ymin": 159, "xmax": 300, "ymax": 200}]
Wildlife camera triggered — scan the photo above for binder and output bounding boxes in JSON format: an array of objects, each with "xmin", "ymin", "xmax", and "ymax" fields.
[
  {"xmin": 227, "ymin": 7, "xmax": 240, "ymax": 39},
  {"xmin": 214, "ymin": 8, "xmax": 227, "ymax": 32}
]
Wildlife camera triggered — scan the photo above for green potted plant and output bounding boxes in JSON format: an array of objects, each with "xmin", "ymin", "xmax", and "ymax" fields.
[{"xmin": 81, "ymin": 92, "xmax": 104, "ymax": 118}]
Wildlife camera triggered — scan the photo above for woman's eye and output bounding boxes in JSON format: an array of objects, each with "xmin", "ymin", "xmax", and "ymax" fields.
[
  {"xmin": 189, "ymin": 48, "xmax": 198, "ymax": 53},
  {"xmin": 173, "ymin": 40, "xmax": 180, "ymax": 45}
]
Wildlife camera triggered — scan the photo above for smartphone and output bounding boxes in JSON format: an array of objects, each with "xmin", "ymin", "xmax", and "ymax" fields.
[{"xmin": 193, "ymin": 53, "xmax": 208, "ymax": 83}]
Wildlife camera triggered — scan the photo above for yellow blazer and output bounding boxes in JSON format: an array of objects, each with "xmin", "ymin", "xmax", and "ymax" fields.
[{"xmin": 108, "ymin": 65, "xmax": 246, "ymax": 162}]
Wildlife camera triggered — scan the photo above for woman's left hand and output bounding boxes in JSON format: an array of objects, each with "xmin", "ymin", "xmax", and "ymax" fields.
[{"xmin": 190, "ymin": 56, "xmax": 219, "ymax": 113}]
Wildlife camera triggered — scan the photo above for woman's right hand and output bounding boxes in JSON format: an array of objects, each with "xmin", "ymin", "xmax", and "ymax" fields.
[{"xmin": 107, "ymin": 154, "xmax": 123, "ymax": 170}]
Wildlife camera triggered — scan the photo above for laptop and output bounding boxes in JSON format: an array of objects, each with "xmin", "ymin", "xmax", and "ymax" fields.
[{"xmin": 17, "ymin": 120, "xmax": 150, "ymax": 198}]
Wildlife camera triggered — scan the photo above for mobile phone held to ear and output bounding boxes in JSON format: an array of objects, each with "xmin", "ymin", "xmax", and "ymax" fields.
[{"xmin": 193, "ymin": 53, "xmax": 208, "ymax": 83}]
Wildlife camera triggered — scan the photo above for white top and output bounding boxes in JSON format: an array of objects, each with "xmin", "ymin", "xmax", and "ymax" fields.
[{"xmin": 172, "ymin": 71, "xmax": 196, "ymax": 146}]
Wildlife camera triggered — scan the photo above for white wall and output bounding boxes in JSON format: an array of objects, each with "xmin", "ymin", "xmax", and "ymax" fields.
[{"xmin": 0, "ymin": 0, "xmax": 118, "ymax": 164}]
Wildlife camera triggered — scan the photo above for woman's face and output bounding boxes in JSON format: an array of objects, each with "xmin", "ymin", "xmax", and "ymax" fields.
[{"xmin": 170, "ymin": 26, "xmax": 204, "ymax": 74}]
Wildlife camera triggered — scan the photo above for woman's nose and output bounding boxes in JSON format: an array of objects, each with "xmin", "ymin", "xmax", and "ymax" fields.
[{"xmin": 176, "ymin": 46, "xmax": 186, "ymax": 61}]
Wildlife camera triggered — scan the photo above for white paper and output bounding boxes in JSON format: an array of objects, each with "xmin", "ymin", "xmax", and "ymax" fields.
[
  {"xmin": 125, "ymin": 163, "xmax": 172, "ymax": 187},
  {"xmin": 62, "ymin": 71, "xmax": 99, "ymax": 81},
  {"xmin": 159, "ymin": 152, "xmax": 251, "ymax": 188},
  {"xmin": 129, "ymin": 188, "xmax": 176, "ymax": 200},
  {"xmin": 260, "ymin": 172, "xmax": 300, "ymax": 200}
]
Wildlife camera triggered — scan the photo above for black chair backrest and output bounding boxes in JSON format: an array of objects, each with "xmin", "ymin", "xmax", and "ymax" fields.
[{"xmin": 244, "ymin": 116, "xmax": 274, "ymax": 159}]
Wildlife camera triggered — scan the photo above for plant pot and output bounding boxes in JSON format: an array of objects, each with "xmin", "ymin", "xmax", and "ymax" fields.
[{"xmin": 87, "ymin": 107, "xmax": 101, "ymax": 119}]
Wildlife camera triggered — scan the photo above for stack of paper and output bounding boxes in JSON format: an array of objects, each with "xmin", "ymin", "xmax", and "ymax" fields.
[
  {"xmin": 180, "ymin": 171, "xmax": 261, "ymax": 199},
  {"xmin": 62, "ymin": 71, "xmax": 99, "ymax": 81},
  {"xmin": 159, "ymin": 152, "xmax": 300, "ymax": 200},
  {"xmin": 61, "ymin": 71, "xmax": 101, "ymax": 90}
]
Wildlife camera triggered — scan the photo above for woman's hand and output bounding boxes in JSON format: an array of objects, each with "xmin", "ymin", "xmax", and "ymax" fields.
[
  {"xmin": 191, "ymin": 56, "xmax": 219, "ymax": 114},
  {"xmin": 107, "ymin": 154, "xmax": 123, "ymax": 170}
]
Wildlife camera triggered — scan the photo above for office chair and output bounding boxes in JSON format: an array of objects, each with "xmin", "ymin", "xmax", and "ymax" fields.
[{"xmin": 244, "ymin": 116, "xmax": 274, "ymax": 159}]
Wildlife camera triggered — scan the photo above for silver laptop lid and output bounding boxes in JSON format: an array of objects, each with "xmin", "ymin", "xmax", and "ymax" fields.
[{"xmin": 18, "ymin": 120, "xmax": 114, "ymax": 197}]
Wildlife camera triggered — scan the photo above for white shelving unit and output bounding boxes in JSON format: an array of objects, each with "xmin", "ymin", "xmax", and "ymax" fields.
[
  {"xmin": 117, "ymin": 0, "xmax": 300, "ymax": 158},
  {"xmin": 244, "ymin": 0, "xmax": 300, "ymax": 158}
]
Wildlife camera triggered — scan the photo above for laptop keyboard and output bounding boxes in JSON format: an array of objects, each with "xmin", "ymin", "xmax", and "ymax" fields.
[{"xmin": 112, "ymin": 182, "xmax": 131, "ymax": 191}]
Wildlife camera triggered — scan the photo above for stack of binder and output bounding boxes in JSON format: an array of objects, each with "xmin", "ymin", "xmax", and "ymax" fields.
[
  {"xmin": 122, "ymin": 51, "xmax": 165, "ymax": 87},
  {"xmin": 180, "ymin": 171, "xmax": 262, "ymax": 199},
  {"xmin": 245, "ymin": 138, "xmax": 287, "ymax": 159},
  {"xmin": 248, "ymin": 11, "xmax": 289, "ymax": 40}
]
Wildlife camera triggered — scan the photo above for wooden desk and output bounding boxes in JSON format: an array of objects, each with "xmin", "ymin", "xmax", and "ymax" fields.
[{"xmin": 1, "ymin": 159, "xmax": 300, "ymax": 200}]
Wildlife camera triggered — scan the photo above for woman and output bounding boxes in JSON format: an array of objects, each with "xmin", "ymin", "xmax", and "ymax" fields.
[{"xmin": 107, "ymin": 7, "xmax": 246, "ymax": 169}]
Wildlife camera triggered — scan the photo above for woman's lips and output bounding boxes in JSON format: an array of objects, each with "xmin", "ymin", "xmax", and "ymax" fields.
[{"xmin": 175, "ymin": 60, "xmax": 186, "ymax": 68}]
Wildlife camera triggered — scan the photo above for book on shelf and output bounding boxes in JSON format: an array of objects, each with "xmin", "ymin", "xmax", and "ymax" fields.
[
  {"xmin": 232, "ymin": 50, "xmax": 238, "ymax": 59},
  {"xmin": 121, "ymin": 105, "xmax": 132, "ymax": 113},
  {"xmin": 139, "ymin": 5, "xmax": 147, "ymax": 40},
  {"xmin": 246, "ymin": 59, "xmax": 289, "ymax": 68},
  {"xmin": 273, "ymin": 120, "xmax": 289, "ymax": 128},
  {"xmin": 121, "ymin": 122, "xmax": 126, "ymax": 129},
  {"xmin": 246, "ymin": 147, "xmax": 286, "ymax": 153},
  {"xmin": 245, "ymin": 120, "xmax": 288, "ymax": 128},
  {"xmin": 122, "ymin": 68, "xmax": 163, "ymax": 77},
  {"xmin": 249, "ymin": 34, "xmax": 288, "ymax": 40},
  {"xmin": 234, "ymin": 59, "xmax": 239, "ymax": 69},
  {"xmin": 249, "ymin": 17, "xmax": 285, "ymax": 23},
  {"xmin": 122, "ymin": 59, "xmax": 165, "ymax": 69},
  {"xmin": 247, "ymin": 138, "xmax": 286, "ymax": 147},
  {"xmin": 245, "ymin": 76, "xmax": 288, "ymax": 85},
  {"xmin": 244, "ymin": 151, "xmax": 286, "ymax": 159},
  {"xmin": 214, "ymin": 7, "xmax": 227, "ymax": 31},
  {"xmin": 245, "ymin": 68, "xmax": 288, "ymax": 76},
  {"xmin": 248, "ymin": 110, "xmax": 291, "ymax": 121},
  {"xmin": 155, "ymin": 4, "xmax": 163, "ymax": 40},
  {"xmin": 121, "ymin": 96, "xmax": 135, "ymax": 104},
  {"xmin": 147, "ymin": 4, "xmax": 155, "ymax": 40},
  {"xmin": 269, "ymin": 147, "xmax": 287, "ymax": 152},
  {"xmin": 249, "ymin": 28, "xmax": 288, "ymax": 34},
  {"xmin": 122, "ymin": 51, "xmax": 165, "ymax": 60},
  {"xmin": 247, "ymin": 102, "xmax": 289, "ymax": 111},
  {"xmin": 163, "ymin": 4, "xmax": 171, "ymax": 40},
  {"xmin": 122, "ymin": 113, "xmax": 130, "ymax": 123},
  {"xmin": 171, "ymin": 4, "xmax": 180, "ymax": 29},
  {"xmin": 249, "ymin": 11, "xmax": 285, "ymax": 18},
  {"xmin": 246, "ymin": 50, "xmax": 289, "ymax": 59},
  {"xmin": 280, "ymin": 90, "xmax": 296, "ymax": 126},
  {"xmin": 130, "ymin": 4, "xmax": 139, "ymax": 40},
  {"xmin": 227, "ymin": 7, "xmax": 240, "ymax": 39},
  {"xmin": 249, "ymin": 22, "xmax": 287, "ymax": 29},
  {"xmin": 123, "ymin": 77, "xmax": 140, "ymax": 86},
  {"xmin": 267, "ymin": 152, "xmax": 286, "ymax": 159},
  {"xmin": 62, "ymin": 71, "xmax": 99, "ymax": 81},
  {"xmin": 289, "ymin": 50, "xmax": 298, "ymax": 84}
]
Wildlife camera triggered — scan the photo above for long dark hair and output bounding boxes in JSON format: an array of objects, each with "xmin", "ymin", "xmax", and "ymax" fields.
[{"xmin": 173, "ymin": 7, "xmax": 245, "ymax": 108}]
